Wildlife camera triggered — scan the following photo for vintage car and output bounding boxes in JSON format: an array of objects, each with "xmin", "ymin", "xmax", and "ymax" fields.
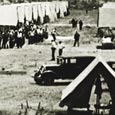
[{"xmin": 33, "ymin": 56, "xmax": 95, "ymax": 85}]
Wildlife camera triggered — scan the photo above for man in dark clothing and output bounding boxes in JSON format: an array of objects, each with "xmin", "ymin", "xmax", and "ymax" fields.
[
  {"xmin": 51, "ymin": 28, "xmax": 58, "ymax": 41},
  {"xmin": 0, "ymin": 31, "xmax": 2, "ymax": 49},
  {"xmin": 79, "ymin": 20, "xmax": 83, "ymax": 30},
  {"xmin": 71, "ymin": 18, "xmax": 77, "ymax": 28},
  {"xmin": 58, "ymin": 41, "xmax": 65, "ymax": 56},
  {"xmin": 2, "ymin": 31, "xmax": 9, "ymax": 49},
  {"xmin": 73, "ymin": 31, "xmax": 80, "ymax": 47}
]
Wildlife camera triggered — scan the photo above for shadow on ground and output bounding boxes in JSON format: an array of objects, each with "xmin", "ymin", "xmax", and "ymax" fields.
[
  {"xmin": 96, "ymin": 45, "xmax": 115, "ymax": 50},
  {"xmin": 30, "ymin": 81, "xmax": 71, "ymax": 86}
]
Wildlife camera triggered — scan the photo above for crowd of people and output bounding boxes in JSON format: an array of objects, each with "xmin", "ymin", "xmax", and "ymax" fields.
[
  {"xmin": 0, "ymin": 27, "xmax": 25, "ymax": 49},
  {"xmin": 0, "ymin": 22, "xmax": 48, "ymax": 49},
  {"xmin": 0, "ymin": 18, "xmax": 83, "ymax": 63}
]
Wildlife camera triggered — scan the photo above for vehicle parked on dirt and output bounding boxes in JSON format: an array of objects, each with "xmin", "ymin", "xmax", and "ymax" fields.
[{"xmin": 33, "ymin": 56, "xmax": 95, "ymax": 85}]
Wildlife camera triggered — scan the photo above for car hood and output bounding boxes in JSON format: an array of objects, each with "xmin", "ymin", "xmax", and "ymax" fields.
[{"xmin": 42, "ymin": 63, "xmax": 60, "ymax": 67}]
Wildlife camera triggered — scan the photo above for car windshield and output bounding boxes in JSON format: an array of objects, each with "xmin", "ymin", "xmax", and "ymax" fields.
[{"xmin": 62, "ymin": 57, "xmax": 77, "ymax": 64}]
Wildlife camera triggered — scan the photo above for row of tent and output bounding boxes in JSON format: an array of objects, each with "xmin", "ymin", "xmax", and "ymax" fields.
[
  {"xmin": 0, "ymin": 1, "xmax": 69, "ymax": 26},
  {"xmin": 98, "ymin": 2, "xmax": 115, "ymax": 28}
]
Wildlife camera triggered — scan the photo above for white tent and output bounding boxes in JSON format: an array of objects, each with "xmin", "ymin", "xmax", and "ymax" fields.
[
  {"xmin": 0, "ymin": 5, "xmax": 18, "ymax": 26},
  {"xmin": 45, "ymin": 3, "xmax": 53, "ymax": 22},
  {"xmin": 98, "ymin": 2, "xmax": 115, "ymax": 28},
  {"xmin": 37, "ymin": 4, "xmax": 44, "ymax": 24},
  {"xmin": 0, "ymin": 1, "xmax": 69, "ymax": 26},
  {"xmin": 24, "ymin": 4, "xmax": 33, "ymax": 22},
  {"xmin": 32, "ymin": 4, "xmax": 38, "ymax": 21},
  {"xmin": 50, "ymin": 2, "xmax": 57, "ymax": 21},
  {"xmin": 17, "ymin": 5, "xmax": 25, "ymax": 23}
]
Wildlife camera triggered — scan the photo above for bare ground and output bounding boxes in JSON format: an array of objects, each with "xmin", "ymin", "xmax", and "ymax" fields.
[{"xmin": 0, "ymin": 9, "xmax": 115, "ymax": 114}]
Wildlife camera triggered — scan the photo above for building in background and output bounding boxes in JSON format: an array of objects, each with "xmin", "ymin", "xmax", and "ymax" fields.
[
  {"xmin": 0, "ymin": 0, "xmax": 70, "ymax": 4},
  {"xmin": 1, "ymin": 0, "xmax": 115, "ymax": 4},
  {"xmin": 68, "ymin": 0, "xmax": 115, "ymax": 9}
]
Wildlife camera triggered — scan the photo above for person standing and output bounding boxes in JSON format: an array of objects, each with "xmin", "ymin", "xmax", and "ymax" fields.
[
  {"xmin": 58, "ymin": 41, "xmax": 65, "ymax": 56},
  {"xmin": 73, "ymin": 31, "xmax": 80, "ymax": 47},
  {"xmin": 9, "ymin": 30, "xmax": 15, "ymax": 48},
  {"xmin": 51, "ymin": 28, "xmax": 58, "ymax": 41},
  {"xmin": 0, "ymin": 31, "xmax": 2, "ymax": 49},
  {"xmin": 51, "ymin": 40, "xmax": 57, "ymax": 61},
  {"xmin": 79, "ymin": 20, "xmax": 83, "ymax": 30},
  {"xmin": 17, "ymin": 28, "xmax": 23, "ymax": 48},
  {"xmin": 2, "ymin": 31, "xmax": 9, "ymax": 49},
  {"xmin": 71, "ymin": 18, "xmax": 76, "ymax": 28}
]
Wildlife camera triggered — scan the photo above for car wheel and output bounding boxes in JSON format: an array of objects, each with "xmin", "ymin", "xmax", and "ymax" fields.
[
  {"xmin": 34, "ymin": 72, "xmax": 42, "ymax": 84},
  {"xmin": 42, "ymin": 73, "xmax": 55, "ymax": 85},
  {"xmin": 43, "ymin": 78, "xmax": 54, "ymax": 85}
]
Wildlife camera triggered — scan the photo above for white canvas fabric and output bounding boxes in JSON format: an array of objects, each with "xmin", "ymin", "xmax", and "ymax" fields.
[
  {"xmin": 45, "ymin": 2, "xmax": 51, "ymax": 16},
  {"xmin": 0, "ymin": 5, "xmax": 18, "ymax": 26},
  {"xmin": 98, "ymin": 2, "xmax": 115, "ymax": 28},
  {"xmin": 38, "ymin": 4, "xmax": 44, "ymax": 24},
  {"xmin": 50, "ymin": 3, "xmax": 57, "ymax": 22},
  {"xmin": 0, "ymin": 1, "xmax": 69, "ymax": 26},
  {"xmin": 32, "ymin": 4, "xmax": 38, "ymax": 21},
  {"xmin": 59, "ymin": 2, "xmax": 64, "ymax": 18},
  {"xmin": 45, "ymin": 3, "xmax": 54, "ymax": 22},
  {"xmin": 41, "ymin": 2, "xmax": 46, "ymax": 18},
  {"xmin": 62, "ymin": 1, "xmax": 67, "ymax": 13},
  {"xmin": 55, "ymin": 1, "xmax": 60, "ymax": 14},
  {"xmin": 17, "ymin": 5, "xmax": 25, "ymax": 23},
  {"xmin": 24, "ymin": 4, "xmax": 32, "ymax": 22},
  {"xmin": 45, "ymin": 3, "xmax": 50, "ymax": 16}
]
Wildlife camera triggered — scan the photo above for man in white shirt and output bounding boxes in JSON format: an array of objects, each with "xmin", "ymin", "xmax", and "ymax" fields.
[
  {"xmin": 51, "ymin": 28, "xmax": 58, "ymax": 41},
  {"xmin": 51, "ymin": 40, "xmax": 57, "ymax": 61}
]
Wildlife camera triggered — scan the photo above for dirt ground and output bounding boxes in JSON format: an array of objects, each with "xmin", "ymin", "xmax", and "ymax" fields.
[{"xmin": 0, "ymin": 9, "xmax": 115, "ymax": 114}]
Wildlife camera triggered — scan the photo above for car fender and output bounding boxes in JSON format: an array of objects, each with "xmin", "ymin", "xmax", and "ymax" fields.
[
  {"xmin": 41, "ymin": 70, "xmax": 58, "ymax": 79},
  {"xmin": 34, "ymin": 71, "xmax": 41, "ymax": 83}
]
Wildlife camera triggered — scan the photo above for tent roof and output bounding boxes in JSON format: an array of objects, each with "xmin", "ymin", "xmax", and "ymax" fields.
[{"xmin": 59, "ymin": 56, "xmax": 115, "ymax": 108}]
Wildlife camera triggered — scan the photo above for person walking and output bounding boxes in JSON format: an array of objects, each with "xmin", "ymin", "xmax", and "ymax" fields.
[
  {"xmin": 73, "ymin": 31, "xmax": 80, "ymax": 47},
  {"xmin": 51, "ymin": 40, "xmax": 57, "ymax": 61},
  {"xmin": 58, "ymin": 41, "xmax": 65, "ymax": 56}
]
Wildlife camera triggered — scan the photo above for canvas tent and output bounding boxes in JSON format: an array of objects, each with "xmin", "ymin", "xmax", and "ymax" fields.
[
  {"xmin": 0, "ymin": 5, "xmax": 18, "ymax": 26},
  {"xmin": 32, "ymin": 3, "xmax": 38, "ymax": 21},
  {"xmin": 98, "ymin": 2, "xmax": 115, "ymax": 28},
  {"xmin": 0, "ymin": 1, "xmax": 69, "ymax": 26},
  {"xmin": 59, "ymin": 56, "xmax": 115, "ymax": 114}
]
